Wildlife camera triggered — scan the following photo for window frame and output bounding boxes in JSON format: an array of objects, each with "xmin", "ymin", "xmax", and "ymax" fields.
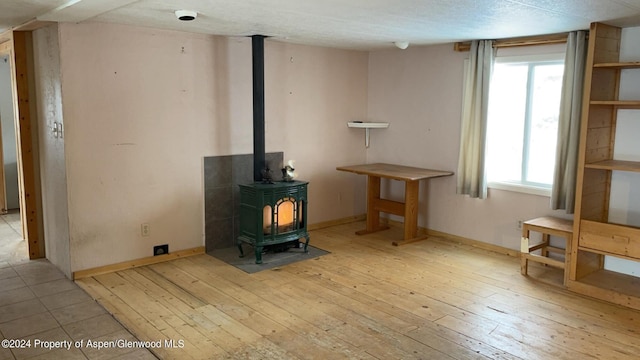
[{"xmin": 486, "ymin": 52, "xmax": 565, "ymax": 197}]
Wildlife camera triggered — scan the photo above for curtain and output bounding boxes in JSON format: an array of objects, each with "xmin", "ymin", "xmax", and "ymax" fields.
[
  {"xmin": 456, "ymin": 40, "xmax": 495, "ymax": 199},
  {"xmin": 551, "ymin": 31, "xmax": 588, "ymax": 212}
]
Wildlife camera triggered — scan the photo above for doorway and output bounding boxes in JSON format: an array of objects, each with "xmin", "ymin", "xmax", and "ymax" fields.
[
  {"xmin": 0, "ymin": 48, "xmax": 23, "ymax": 262},
  {"xmin": 0, "ymin": 31, "xmax": 43, "ymax": 261},
  {"xmin": 0, "ymin": 54, "xmax": 19, "ymax": 212}
]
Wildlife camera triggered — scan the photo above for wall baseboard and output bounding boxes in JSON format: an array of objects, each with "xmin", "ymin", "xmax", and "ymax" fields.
[
  {"xmin": 424, "ymin": 228, "xmax": 520, "ymax": 257},
  {"xmin": 382, "ymin": 218, "xmax": 519, "ymax": 257},
  {"xmin": 308, "ymin": 214, "xmax": 367, "ymax": 231},
  {"xmin": 72, "ymin": 214, "xmax": 366, "ymax": 280},
  {"xmin": 73, "ymin": 246, "xmax": 205, "ymax": 280},
  {"xmin": 73, "ymin": 217, "xmax": 516, "ymax": 279}
]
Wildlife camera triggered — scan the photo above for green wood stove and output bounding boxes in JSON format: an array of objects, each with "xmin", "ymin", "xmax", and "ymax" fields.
[{"xmin": 237, "ymin": 180, "xmax": 309, "ymax": 264}]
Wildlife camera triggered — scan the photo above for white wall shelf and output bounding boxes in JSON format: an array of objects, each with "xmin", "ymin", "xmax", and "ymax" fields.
[{"xmin": 347, "ymin": 121, "xmax": 389, "ymax": 148}]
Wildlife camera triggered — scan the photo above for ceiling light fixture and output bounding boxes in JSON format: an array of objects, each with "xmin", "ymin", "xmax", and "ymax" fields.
[
  {"xmin": 175, "ymin": 10, "xmax": 198, "ymax": 21},
  {"xmin": 394, "ymin": 41, "xmax": 409, "ymax": 50}
]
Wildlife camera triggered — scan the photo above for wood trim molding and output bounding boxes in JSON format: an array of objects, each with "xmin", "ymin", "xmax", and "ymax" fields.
[
  {"xmin": 0, "ymin": 40, "xmax": 11, "ymax": 54},
  {"xmin": 73, "ymin": 246, "xmax": 205, "ymax": 280},
  {"xmin": 72, "ymin": 218, "xmax": 517, "ymax": 279},
  {"xmin": 0, "ymin": 31, "xmax": 11, "ymax": 45},
  {"xmin": 425, "ymin": 228, "xmax": 520, "ymax": 257},
  {"xmin": 383, "ymin": 218, "xmax": 520, "ymax": 257},
  {"xmin": 73, "ymin": 213, "xmax": 366, "ymax": 279},
  {"xmin": 308, "ymin": 214, "xmax": 367, "ymax": 231},
  {"xmin": 454, "ymin": 32, "xmax": 572, "ymax": 52},
  {"xmin": 13, "ymin": 31, "xmax": 44, "ymax": 259},
  {"xmin": 12, "ymin": 20, "xmax": 55, "ymax": 32}
]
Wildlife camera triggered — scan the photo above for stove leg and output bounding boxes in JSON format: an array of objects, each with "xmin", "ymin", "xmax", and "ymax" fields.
[
  {"xmin": 255, "ymin": 246, "xmax": 263, "ymax": 264},
  {"xmin": 302, "ymin": 236, "xmax": 310, "ymax": 253},
  {"xmin": 237, "ymin": 242, "xmax": 244, "ymax": 258}
]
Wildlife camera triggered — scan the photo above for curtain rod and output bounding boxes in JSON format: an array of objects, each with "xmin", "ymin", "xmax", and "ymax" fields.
[{"xmin": 454, "ymin": 32, "xmax": 574, "ymax": 52}]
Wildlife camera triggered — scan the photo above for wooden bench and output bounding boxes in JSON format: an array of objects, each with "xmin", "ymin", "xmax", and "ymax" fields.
[{"xmin": 520, "ymin": 216, "xmax": 573, "ymax": 286}]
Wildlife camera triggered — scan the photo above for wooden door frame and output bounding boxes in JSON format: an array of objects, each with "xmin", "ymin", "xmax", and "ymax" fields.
[{"xmin": 0, "ymin": 30, "xmax": 43, "ymax": 259}]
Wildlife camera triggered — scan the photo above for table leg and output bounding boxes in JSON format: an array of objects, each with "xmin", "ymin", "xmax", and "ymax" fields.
[
  {"xmin": 355, "ymin": 175, "xmax": 390, "ymax": 235},
  {"xmin": 392, "ymin": 180, "xmax": 428, "ymax": 246},
  {"xmin": 404, "ymin": 180, "xmax": 419, "ymax": 240},
  {"xmin": 521, "ymin": 227, "xmax": 530, "ymax": 275}
]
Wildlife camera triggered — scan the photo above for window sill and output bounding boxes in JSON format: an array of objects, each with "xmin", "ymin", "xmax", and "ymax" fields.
[{"xmin": 488, "ymin": 181, "xmax": 551, "ymax": 197}]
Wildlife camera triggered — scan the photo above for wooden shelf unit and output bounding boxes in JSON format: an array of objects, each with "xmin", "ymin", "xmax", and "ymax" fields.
[{"xmin": 569, "ymin": 22, "xmax": 640, "ymax": 310}]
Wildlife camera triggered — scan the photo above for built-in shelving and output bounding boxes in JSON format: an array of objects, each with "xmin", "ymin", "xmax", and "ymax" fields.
[{"xmin": 568, "ymin": 22, "xmax": 640, "ymax": 311}]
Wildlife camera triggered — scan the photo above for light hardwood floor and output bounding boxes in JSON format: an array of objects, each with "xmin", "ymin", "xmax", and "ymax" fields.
[{"xmin": 76, "ymin": 221, "xmax": 640, "ymax": 360}]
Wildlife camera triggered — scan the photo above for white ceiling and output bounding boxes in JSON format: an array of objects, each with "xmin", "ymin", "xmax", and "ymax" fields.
[{"xmin": 3, "ymin": 0, "xmax": 640, "ymax": 50}]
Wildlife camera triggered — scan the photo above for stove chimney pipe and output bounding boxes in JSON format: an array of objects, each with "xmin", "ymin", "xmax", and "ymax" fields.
[{"xmin": 252, "ymin": 35, "xmax": 266, "ymax": 182}]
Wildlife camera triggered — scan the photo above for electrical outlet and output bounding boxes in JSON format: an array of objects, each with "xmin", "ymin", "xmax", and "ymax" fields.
[
  {"xmin": 154, "ymin": 244, "xmax": 169, "ymax": 256},
  {"xmin": 141, "ymin": 223, "xmax": 150, "ymax": 237},
  {"xmin": 517, "ymin": 220, "xmax": 523, "ymax": 230}
]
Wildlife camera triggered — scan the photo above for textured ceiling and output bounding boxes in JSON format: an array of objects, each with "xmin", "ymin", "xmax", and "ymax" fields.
[{"xmin": 3, "ymin": 0, "xmax": 640, "ymax": 50}]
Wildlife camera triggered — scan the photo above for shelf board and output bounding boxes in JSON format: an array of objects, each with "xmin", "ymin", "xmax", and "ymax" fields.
[
  {"xmin": 578, "ymin": 245, "xmax": 640, "ymax": 262},
  {"xmin": 347, "ymin": 122, "xmax": 389, "ymax": 148},
  {"xmin": 590, "ymin": 100, "xmax": 640, "ymax": 108},
  {"xmin": 347, "ymin": 122, "xmax": 389, "ymax": 129},
  {"xmin": 594, "ymin": 61, "xmax": 640, "ymax": 69},
  {"xmin": 584, "ymin": 159, "xmax": 640, "ymax": 172},
  {"xmin": 570, "ymin": 269, "xmax": 640, "ymax": 310}
]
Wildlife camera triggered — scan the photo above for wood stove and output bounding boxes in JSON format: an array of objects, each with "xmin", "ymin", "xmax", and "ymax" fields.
[
  {"xmin": 237, "ymin": 180, "xmax": 309, "ymax": 263},
  {"xmin": 236, "ymin": 35, "xmax": 310, "ymax": 263}
]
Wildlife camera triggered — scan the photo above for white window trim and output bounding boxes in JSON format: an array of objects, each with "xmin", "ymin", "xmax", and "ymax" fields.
[
  {"xmin": 488, "ymin": 181, "xmax": 551, "ymax": 197},
  {"xmin": 486, "ymin": 51, "xmax": 564, "ymax": 198}
]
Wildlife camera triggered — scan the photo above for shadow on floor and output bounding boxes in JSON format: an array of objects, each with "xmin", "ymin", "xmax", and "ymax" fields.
[{"xmin": 207, "ymin": 244, "xmax": 330, "ymax": 274}]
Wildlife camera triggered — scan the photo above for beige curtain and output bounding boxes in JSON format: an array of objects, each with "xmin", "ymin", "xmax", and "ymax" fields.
[
  {"xmin": 456, "ymin": 40, "xmax": 495, "ymax": 199},
  {"xmin": 551, "ymin": 31, "xmax": 588, "ymax": 212}
]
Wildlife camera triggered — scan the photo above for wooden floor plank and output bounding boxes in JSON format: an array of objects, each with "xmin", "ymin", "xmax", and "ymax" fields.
[
  {"xmin": 150, "ymin": 259, "xmax": 373, "ymax": 359},
  {"xmin": 120, "ymin": 268, "xmax": 283, "ymax": 359},
  {"xmin": 280, "ymin": 281, "xmax": 492, "ymax": 360},
  {"xmin": 76, "ymin": 277, "xmax": 199, "ymax": 360},
  {"xmin": 76, "ymin": 221, "xmax": 640, "ymax": 360},
  {"xmin": 95, "ymin": 272, "xmax": 226, "ymax": 359},
  {"xmin": 317, "ymin": 228, "xmax": 632, "ymax": 359},
  {"xmin": 481, "ymin": 292, "xmax": 640, "ymax": 357},
  {"xmin": 278, "ymin": 254, "xmax": 515, "ymax": 359}
]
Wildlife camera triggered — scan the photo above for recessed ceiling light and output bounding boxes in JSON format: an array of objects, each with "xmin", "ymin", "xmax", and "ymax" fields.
[{"xmin": 175, "ymin": 10, "xmax": 197, "ymax": 21}]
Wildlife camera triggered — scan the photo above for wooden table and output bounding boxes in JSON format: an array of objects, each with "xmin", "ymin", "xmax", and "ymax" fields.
[{"xmin": 336, "ymin": 163, "xmax": 453, "ymax": 246}]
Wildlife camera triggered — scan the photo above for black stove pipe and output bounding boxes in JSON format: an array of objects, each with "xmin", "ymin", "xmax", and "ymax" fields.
[{"xmin": 252, "ymin": 35, "xmax": 266, "ymax": 182}]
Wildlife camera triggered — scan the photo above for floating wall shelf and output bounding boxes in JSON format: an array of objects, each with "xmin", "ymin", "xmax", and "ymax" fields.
[{"xmin": 347, "ymin": 122, "xmax": 389, "ymax": 148}]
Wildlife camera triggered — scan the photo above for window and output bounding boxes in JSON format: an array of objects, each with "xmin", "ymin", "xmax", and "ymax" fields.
[{"xmin": 485, "ymin": 54, "xmax": 564, "ymax": 195}]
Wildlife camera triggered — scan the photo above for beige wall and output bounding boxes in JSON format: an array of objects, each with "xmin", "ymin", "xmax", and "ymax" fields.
[
  {"xmin": 367, "ymin": 44, "xmax": 569, "ymax": 250},
  {"xmin": 55, "ymin": 23, "xmax": 368, "ymax": 272},
  {"xmin": 41, "ymin": 21, "xmax": 583, "ymax": 273},
  {"xmin": 33, "ymin": 24, "xmax": 71, "ymax": 277}
]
